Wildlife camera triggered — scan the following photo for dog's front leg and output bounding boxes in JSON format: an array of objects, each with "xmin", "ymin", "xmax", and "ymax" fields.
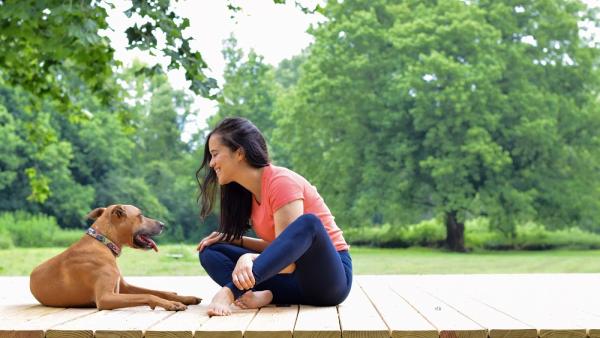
[
  {"xmin": 95, "ymin": 279, "xmax": 187, "ymax": 311},
  {"xmin": 119, "ymin": 277, "xmax": 201, "ymax": 305}
]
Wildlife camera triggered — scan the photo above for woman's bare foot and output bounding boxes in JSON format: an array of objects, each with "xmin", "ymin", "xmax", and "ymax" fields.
[
  {"xmin": 234, "ymin": 290, "xmax": 273, "ymax": 309},
  {"xmin": 207, "ymin": 287, "xmax": 235, "ymax": 316}
]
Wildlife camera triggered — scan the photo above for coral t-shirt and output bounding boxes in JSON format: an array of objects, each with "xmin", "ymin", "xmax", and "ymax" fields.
[{"xmin": 251, "ymin": 164, "xmax": 349, "ymax": 251}]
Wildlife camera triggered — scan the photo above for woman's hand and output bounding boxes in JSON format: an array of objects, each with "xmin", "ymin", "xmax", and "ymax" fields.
[
  {"xmin": 232, "ymin": 253, "xmax": 257, "ymax": 290},
  {"xmin": 196, "ymin": 231, "xmax": 225, "ymax": 252}
]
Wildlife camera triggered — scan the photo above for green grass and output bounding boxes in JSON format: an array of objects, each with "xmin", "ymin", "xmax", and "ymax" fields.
[{"xmin": 2, "ymin": 245, "xmax": 600, "ymax": 276}]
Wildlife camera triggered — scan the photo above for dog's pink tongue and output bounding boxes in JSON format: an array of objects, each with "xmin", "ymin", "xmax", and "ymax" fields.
[
  {"xmin": 148, "ymin": 238, "xmax": 158, "ymax": 252},
  {"xmin": 141, "ymin": 235, "xmax": 159, "ymax": 252}
]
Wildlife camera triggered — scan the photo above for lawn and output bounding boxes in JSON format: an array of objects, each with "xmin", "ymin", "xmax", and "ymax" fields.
[{"xmin": 2, "ymin": 245, "xmax": 600, "ymax": 276}]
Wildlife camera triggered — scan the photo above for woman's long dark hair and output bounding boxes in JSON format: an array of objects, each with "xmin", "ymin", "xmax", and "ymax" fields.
[{"xmin": 196, "ymin": 117, "xmax": 270, "ymax": 241}]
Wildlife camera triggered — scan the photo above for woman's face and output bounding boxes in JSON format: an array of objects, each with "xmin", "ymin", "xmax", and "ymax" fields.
[{"xmin": 208, "ymin": 134, "xmax": 240, "ymax": 185}]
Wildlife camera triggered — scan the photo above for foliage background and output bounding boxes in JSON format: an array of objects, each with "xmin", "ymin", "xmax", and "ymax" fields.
[{"xmin": 1, "ymin": 0, "xmax": 599, "ymax": 251}]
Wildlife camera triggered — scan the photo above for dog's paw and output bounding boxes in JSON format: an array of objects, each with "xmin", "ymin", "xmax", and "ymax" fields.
[
  {"xmin": 162, "ymin": 300, "xmax": 187, "ymax": 311},
  {"xmin": 179, "ymin": 295, "xmax": 202, "ymax": 305}
]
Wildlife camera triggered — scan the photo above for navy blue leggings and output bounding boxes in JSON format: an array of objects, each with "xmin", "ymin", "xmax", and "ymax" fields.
[{"xmin": 199, "ymin": 214, "xmax": 352, "ymax": 306}]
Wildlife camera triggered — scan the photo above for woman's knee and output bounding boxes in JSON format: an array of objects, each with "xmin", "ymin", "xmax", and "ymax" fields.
[
  {"xmin": 199, "ymin": 242, "xmax": 240, "ymax": 270},
  {"xmin": 198, "ymin": 245, "xmax": 221, "ymax": 271},
  {"xmin": 295, "ymin": 213, "xmax": 321, "ymax": 232}
]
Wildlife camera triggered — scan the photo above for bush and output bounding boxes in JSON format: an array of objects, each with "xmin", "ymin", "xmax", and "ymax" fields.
[
  {"xmin": 343, "ymin": 224, "xmax": 401, "ymax": 247},
  {"xmin": 0, "ymin": 226, "xmax": 13, "ymax": 249},
  {"xmin": 347, "ymin": 216, "xmax": 600, "ymax": 250},
  {"xmin": 0, "ymin": 211, "xmax": 83, "ymax": 247},
  {"xmin": 344, "ymin": 218, "xmax": 445, "ymax": 248},
  {"xmin": 403, "ymin": 218, "xmax": 445, "ymax": 247},
  {"xmin": 465, "ymin": 218, "xmax": 600, "ymax": 250},
  {"xmin": 514, "ymin": 222, "xmax": 600, "ymax": 250},
  {"xmin": 465, "ymin": 218, "xmax": 508, "ymax": 250},
  {"xmin": 50, "ymin": 229, "xmax": 83, "ymax": 247}
]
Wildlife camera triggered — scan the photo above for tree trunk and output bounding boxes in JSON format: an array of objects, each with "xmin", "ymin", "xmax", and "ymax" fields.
[{"xmin": 445, "ymin": 211, "xmax": 466, "ymax": 252}]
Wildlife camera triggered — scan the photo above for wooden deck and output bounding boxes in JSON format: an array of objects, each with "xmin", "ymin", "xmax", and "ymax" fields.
[{"xmin": 1, "ymin": 274, "xmax": 600, "ymax": 337}]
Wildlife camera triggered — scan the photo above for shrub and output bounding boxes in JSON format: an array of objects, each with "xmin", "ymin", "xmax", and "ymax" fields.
[
  {"xmin": 0, "ymin": 225, "xmax": 13, "ymax": 249},
  {"xmin": 344, "ymin": 218, "xmax": 445, "ymax": 248},
  {"xmin": 343, "ymin": 224, "xmax": 402, "ymax": 247},
  {"xmin": 347, "ymin": 216, "xmax": 600, "ymax": 250},
  {"xmin": 0, "ymin": 211, "xmax": 83, "ymax": 247},
  {"xmin": 465, "ymin": 218, "xmax": 509, "ymax": 250},
  {"xmin": 465, "ymin": 218, "xmax": 600, "ymax": 250},
  {"xmin": 50, "ymin": 229, "xmax": 83, "ymax": 247},
  {"xmin": 0, "ymin": 212, "xmax": 58, "ymax": 247},
  {"xmin": 403, "ymin": 218, "xmax": 445, "ymax": 247},
  {"xmin": 514, "ymin": 222, "xmax": 600, "ymax": 250}
]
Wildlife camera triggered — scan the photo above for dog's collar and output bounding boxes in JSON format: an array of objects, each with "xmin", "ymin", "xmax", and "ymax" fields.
[{"xmin": 86, "ymin": 227, "xmax": 121, "ymax": 257}]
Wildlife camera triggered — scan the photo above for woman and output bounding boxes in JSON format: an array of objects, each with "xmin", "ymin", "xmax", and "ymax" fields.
[{"xmin": 196, "ymin": 117, "xmax": 352, "ymax": 316}]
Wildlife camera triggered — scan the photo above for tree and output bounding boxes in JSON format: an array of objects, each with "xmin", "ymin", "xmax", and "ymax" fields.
[
  {"xmin": 210, "ymin": 36, "xmax": 278, "ymax": 142},
  {"xmin": 0, "ymin": 83, "xmax": 97, "ymax": 226},
  {"xmin": 0, "ymin": 0, "xmax": 217, "ymax": 202},
  {"xmin": 0, "ymin": 0, "xmax": 309, "ymax": 233},
  {"xmin": 276, "ymin": 0, "xmax": 600, "ymax": 251},
  {"xmin": 0, "ymin": 0, "xmax": 217, "ymax": 103},
  {"xmin": 0, "ymin": 60, "xmax": 201, "ymax": 231},
  {"xmin": 119, "ymin": 60, "xmax": 201, "ymax": 240},
  {"xmin": 275, "ymin": 51, "xmax": 309, "ymax": 89}
]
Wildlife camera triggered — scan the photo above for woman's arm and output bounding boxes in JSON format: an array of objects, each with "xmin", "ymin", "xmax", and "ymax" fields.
[
  {"xmin": 232, "ymin": 199, "xmax": 304, "ymax": 281},
  {"xmin": 272, "ymin": 199, "xmax": 304, "ymax": 273},
  {"xmin": 231, "ymin": 199, "xmax": 303, "ymax": 255},
  {"xmin": 231, "ymin": 236, "xmax": 270, "ymax": 253},
  {"xmin": 273, "ymin": 199, "xmax": 304, "ymax": 237},
  {"xmin": 230, "ymin": 199, "xmax": 305, "ymax": 290}
]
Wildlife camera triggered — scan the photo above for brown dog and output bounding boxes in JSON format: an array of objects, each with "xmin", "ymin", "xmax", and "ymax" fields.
[{"xmin": 30, "ymin": 204, "xmax": 201, "ymax": 310}]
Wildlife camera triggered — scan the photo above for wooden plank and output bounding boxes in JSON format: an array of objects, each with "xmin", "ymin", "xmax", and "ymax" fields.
[
  {"xmin": 0, "ymin": 308, "xmax": 98, "ymax": 338},
  {"xmin": 337, "ymin": 280, "xmax": 389, "ymax": 338},
  {"xmin": 143, "ymin": 276, "xmax": 218, "ymax": 338},
  {"xmin": 588, "ymin": 328, "xmax": 600, "ymax": 338},
  {"xmin": 415, "ymin": 276, "xmax": 536, "ymax": 338},
  {"xmin": 0, "ymin": 305, "xmax": 64, "ymax": 322},
  {"xmin": 0, "ymin": 331, "xmax": 44, "ymax": 338},
  {"xmin": 47, "ymin": 306, "xmax": 173, "ymax": 338},
  {"xmin": 523, "ymin": 274, "xmax": 600, "ymax": 337},
  {"xmin": 94, "ymin": 309, "xmax": 176, "ymax": 338},
  {"xmin": 427, "ymin": 274, "xmax": 587, "ymax": 338},
  {"xmin": 0, "ymin": 327, "xmax": 45, "ymax": 338},
  {"xmin": 244, "ymin": 305, "xmax": 298, "ymax": 338},
  {"xmin": 145, "ymin": 305, "xmax": 210, "ymax": 338},
  {"xmin": 389, "ymin": 278, "xmax": 486, "ymax": 338},
  {"xmin": 0, "ymin": 305, "xmax": 39, "ymax": 320},
  {"xmin": 44, "ymin": 276, "xmax": 212, "ymax": 338},
  {"xmin": 0, "ymin": 305, "xmax": 86, "ymax": 338},
  {"xmin": 0, "ymin": 305, "xmax": 30, "ymax": 313},
  {"xmin": 531, "ymin": 274, "xmax": 600, "ymax": 311},
  {"xmin": 4, "ymin": 275, "xmax": 600, "ymax": 337},
  {"xmin": 194, "ymin": 308, "xmax": 257, "ymax": 338},
  {"xmin": 293, "ymin": 305, "xmax": 340, "ymax": 338},
  {"xmin": 125, "ymin": 276, "xmax": 214, "ymax": 297},
  {"xmin": 0, "ymin": 278, "xmax": 37, "ymax": 305},
  {"xmin": 357, "ymin": 276, "xmax": 437, "ymax": 338}
]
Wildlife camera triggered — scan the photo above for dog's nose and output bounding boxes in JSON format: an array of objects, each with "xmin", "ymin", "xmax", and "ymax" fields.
[{"xmin": 158, "ymin": 221, "xmax": 165, "ymax": 230}]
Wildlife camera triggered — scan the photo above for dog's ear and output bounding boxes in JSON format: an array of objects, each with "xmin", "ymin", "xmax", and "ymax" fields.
[
  {"xmin": 111, "ymin": 205, "xmax": 127, "ymax": 219},
  {"xmin": 86, "ymin": 208, "xmax": 106, "ymax": 220}
]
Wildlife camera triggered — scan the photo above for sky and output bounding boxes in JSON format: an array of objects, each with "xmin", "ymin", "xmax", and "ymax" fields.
[{"xmin": 104, "ymin": 0, "xmax": 325, "ymax": 138}]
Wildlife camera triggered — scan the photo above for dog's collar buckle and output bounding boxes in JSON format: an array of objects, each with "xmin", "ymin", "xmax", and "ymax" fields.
[{"xmin": 86, "ymin": 227, "xmax": 121, "ymax": 257}]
